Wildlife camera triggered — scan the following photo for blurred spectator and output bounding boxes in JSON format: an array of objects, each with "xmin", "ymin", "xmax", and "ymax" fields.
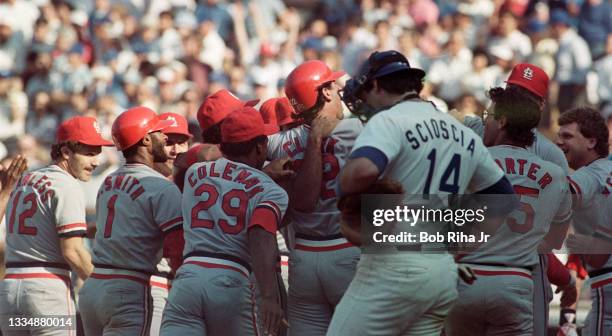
[
  {"xmin": 592, "ymin": 35, "xmax": 612, "ymax": 116},
  {"xmin": 15, "ymin": 135, "xmax": 45, "ymax": 171},
  {"xmin": 551, "ymin": 9, "xmax": 592, "ymax": 112},
  {"xmin": 398, "ymin": 30, "xmax": 427, "ymax": 70},
  {"xmin": 0, "ymin": 17, "xmax": 26, "ymax": 74},
  {"xmin": 487, "ymin": 10, "xmax": 532, "ymax": 61},
  {"xmin": 408, "ymin": 0, "xmax": 439, "ymax": 27},
  {"xmin": 198, "ymin": 18, "xmax": 226, "ymax": 72},
  {"xmin": 577, "ymin": 0, "xmax": 611, "ymax": 60},
  {"xmin": 428, "ymin": 30, "xmax": 473, "ymax": 104},
  {"xmin": 25, "ymin": 91, "xmax": 57, "ymax": 146},
  {"xmin": 0, "ymin": 75, "xmax": 26, "ymax": 141},
  {"xmin": 0, "ymin": 0, "xmax": 40, "ymax": 42},
  {"xmin": 195, "ymin": 0, "xmax": 233, "ymax": 42},
  {"xmin": 461, "ymin": 48, "xmax": 500, "ymax": 104}
]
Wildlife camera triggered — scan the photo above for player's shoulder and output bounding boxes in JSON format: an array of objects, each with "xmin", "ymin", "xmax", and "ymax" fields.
[
  {"xmin": 122, "ymin": 163, "xmax": 176, "ymax": 189},
  {"xmin": 531, "ymin": 130, "xmax": 569, "ymax": 173},
  {"xmin": 330, "ymin": 118, "xmax": 363, "ymax": 142},
  {"xmin": 35, "ymin": 165, "xmax": 79, "ymax": 187}
]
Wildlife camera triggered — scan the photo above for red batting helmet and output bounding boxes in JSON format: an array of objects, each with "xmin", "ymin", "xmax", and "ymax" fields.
[
  {"xmin": 284, "ymin": 60, "xmax": 345, "ymax": 114},
  {"xmin": 112, "ymin": 106, "xmax": 173, "ymax": 151}
]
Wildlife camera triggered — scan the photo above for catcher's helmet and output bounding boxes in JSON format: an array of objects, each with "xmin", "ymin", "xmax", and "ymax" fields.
[
  {"xmin": 342, "ymin": 50, "xmax": 425, "ymax": 118},
  {"xmin": 284, "ymin": 60, "xmax": 345, "ymax": 115},
  {"xmin": 111, "ymin": 106, "xmax": 173, "ymax": 151}
]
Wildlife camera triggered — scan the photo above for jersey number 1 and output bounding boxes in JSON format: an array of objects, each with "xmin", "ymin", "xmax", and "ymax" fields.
[{"xmin": 103, "ymin": 195, "xmax": 118, "ymax": 238}]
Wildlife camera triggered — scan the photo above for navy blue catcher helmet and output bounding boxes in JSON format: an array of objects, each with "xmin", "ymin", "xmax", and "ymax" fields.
[{"xmin": 341, "ymin": 50, "xmax": 425, "ymax": 119}]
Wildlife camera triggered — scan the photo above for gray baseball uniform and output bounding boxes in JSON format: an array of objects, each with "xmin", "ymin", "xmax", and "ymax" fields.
[
  {"xmin": 327, "ymin": 100, "xmax": 504, "ymax": 336},
  {"xmin": 446, "ymin": 145, "xmax": 572, "ymax": 336},
  {"xmin": 567, "ymin": 158, "xmax": 612, "ymax": 336},
  {"xmin": 267, "ymin": 118, "xmax": 363, "ymax": 336},
  {"xmin": 463, "ymin": 116, "xmax": 570, "ymax": 335},
  {"xmin": 78, "ymin": 163, "xmax": 182, "ymax": 336},
  {"xmin": 160, "ymin": 158, "xmax": 288, "ymax": 336},
  {"xmin": 0, "ymin": 165, "xmax": 88, "ymax": 336}
]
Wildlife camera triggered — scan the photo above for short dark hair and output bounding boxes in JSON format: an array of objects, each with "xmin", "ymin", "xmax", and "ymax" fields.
[
  {"xmin": 202, "ymin": 123, "xmax": 222, "ymax": 144},
  {"xmin": 363, "ymin": 71, "xmax": 424, "ymax": 96},
  {"xmin": 50, "ymin": 141, "xmax": 81, "ymax": 160},
  {"xmin": 488, "ymin": 86, "xmax": 541, "ymax": 147},
  {"xmin": 220, "ymin": 135, "xmax": 267, "ymax": 157},
  {"xmin": 121, "ymin": 142, "xmax": 140, "ymax": 158},
  {"xmin": 559, "ymin": 107, "xmax": 609, "ymax": 158}
]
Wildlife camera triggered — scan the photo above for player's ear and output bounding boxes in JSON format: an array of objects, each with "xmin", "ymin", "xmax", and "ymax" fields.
[
  {"xmin": 60, "ymin": 143, "xmax": 72, "ymax": 160},
  {"xmin": 321, "ymin": 83, "xmax": 334, "ymax": 102},
  {"xmin": 141, "ymin": 133, "xmax": 152, "ymax": 147},
  {"xmin": 586, "ymin": 136, "xmax": 597, "ymax": 151},
  {"xmin": 497, "ymin": 116, "xmax": 508, "ymax": 129}
]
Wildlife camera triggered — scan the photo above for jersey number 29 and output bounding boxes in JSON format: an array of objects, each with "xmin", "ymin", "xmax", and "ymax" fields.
[{"xmin": 190, "ymin": 184, "xmax": 248, "ymax": 234}]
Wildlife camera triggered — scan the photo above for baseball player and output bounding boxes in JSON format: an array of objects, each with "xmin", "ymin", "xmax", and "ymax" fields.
[
  {"xmin": 78, "ymin": 107, "xmax": 184, "ymax": 336},
  {"xmin": 329, "ymin": 50, "xmax": 513, "ymax": 335},
  {"xmin": 505, "ymin": 63, "xmax": 575, "ymax": 335},
  {"xmin": 446, "ymin": 85, "xmax": 572, "ymax": 335},
  {"xmin": 149, "ymin": 112, "xmax": 192, "ymax": 336},
  {"xmin": 265, "ymin": 60, "xmax": 363, "ymax": 336},
  {"xmin": 198, "ymin": 89, "xmax": 258, "ymax": 144},
  {"xmin": 0, "ymin": 116, "xmax": 113, "ymax": 336},
  {"xmin": 160, "ymin": 106, "xmax": 288, "ymax": 336},
  {"xmin": 464, "ymin": 63, "xmax": 576, "ymax": 334},
  {"xmin": 556, "ymin": 107, "xmax": 611, "ymax": 336}
]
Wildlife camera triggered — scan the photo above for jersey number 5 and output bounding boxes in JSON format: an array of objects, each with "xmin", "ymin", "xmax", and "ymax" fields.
[
  {"xmin": 507, "ymin": 185, "xmax": 539, "ymax": 233},
  {"xmin": 191, "ymin": 184, "xmax": 248, "ymax": 234},
  {"xmin": 8, "ymin": 191, "xmax": 38, "ymax": 235}
]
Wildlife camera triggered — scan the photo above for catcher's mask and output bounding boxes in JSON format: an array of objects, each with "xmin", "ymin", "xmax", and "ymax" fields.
[{"xmin": 341, "ymin": 50, "xmax": 425, "ymax": 121}]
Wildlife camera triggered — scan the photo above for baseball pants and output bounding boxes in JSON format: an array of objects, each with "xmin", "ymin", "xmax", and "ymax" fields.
[
  {"xmin": 532, "ymin": 255, "xmax": 552, "ymax": 336},
  {"xmin": 327, "ymin": 253, "xmax": 457, "ymax": 336},
  {"xmin": 160, "ymin": 257, "xmax": 258, "ymax": 336},
  {"xmin": 288, "ymin": 236, "xmax": 359, "ymax": 336},
  {"xmin": 78, "ymin": 268, "xmax": 153, "ymax": 336},
  {"xmin": 149, "ymin": 275, "xmax": 170, "ymax": 336},
  {"xmin": 0, "ymin": 266, "xmax": 76, "ymax": 336},
  {"xmin": 583, "ymin": 272, "xmax": 612, "ymax": 336},
  {"xmin": 445, "ymin": 264, "xmax": 534, "ymax": 336}
]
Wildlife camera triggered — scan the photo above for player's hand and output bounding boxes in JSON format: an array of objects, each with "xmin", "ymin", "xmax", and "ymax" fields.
[
  {"xmin": 0, "ymin": 155, "xmax": 27, "ymax": 194},
  {"xmin": 260, "ymin": 296, "xmax": 286, "ymax": 336},
  {"xmin": 263, "ymin": 158, "xmax": 296, "ymax": 182},
  {"xmin": 457, "ymin": 264, "xmax": 477, "ymax": 284},
  {"xmin": 556, "ymin": 279, "xmax": 578, "ymax": 307},
  {"xmin": 310, "ymin": 115, "xmax": 336, "ymax": 139}
]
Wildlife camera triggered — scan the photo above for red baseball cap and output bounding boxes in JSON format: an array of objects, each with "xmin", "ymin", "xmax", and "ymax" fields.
[
  {"xmin": 506, "ymin": 63, "xmax": 549, "ymax": 99},
  {"xmin": 275, "ymin": 97, "xmax": 299, "ymax": 127},
  {"xmin": 56, "ymin": 116, "xmax": 114, "ymax": 146},
  {"xmin": 159, "ymin": 112, "xmax": 193, "ymax": 138},
  {"xmin": 259, "ymin": 98, "xmax": 280, "ymax": 135},
  {"xmin": 197, "ymin": 89, "xmax": 259, "ymax": 131},
  {"xmin": 221, "ymin": 106, "xmax": 277, "ymax": 143}
]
